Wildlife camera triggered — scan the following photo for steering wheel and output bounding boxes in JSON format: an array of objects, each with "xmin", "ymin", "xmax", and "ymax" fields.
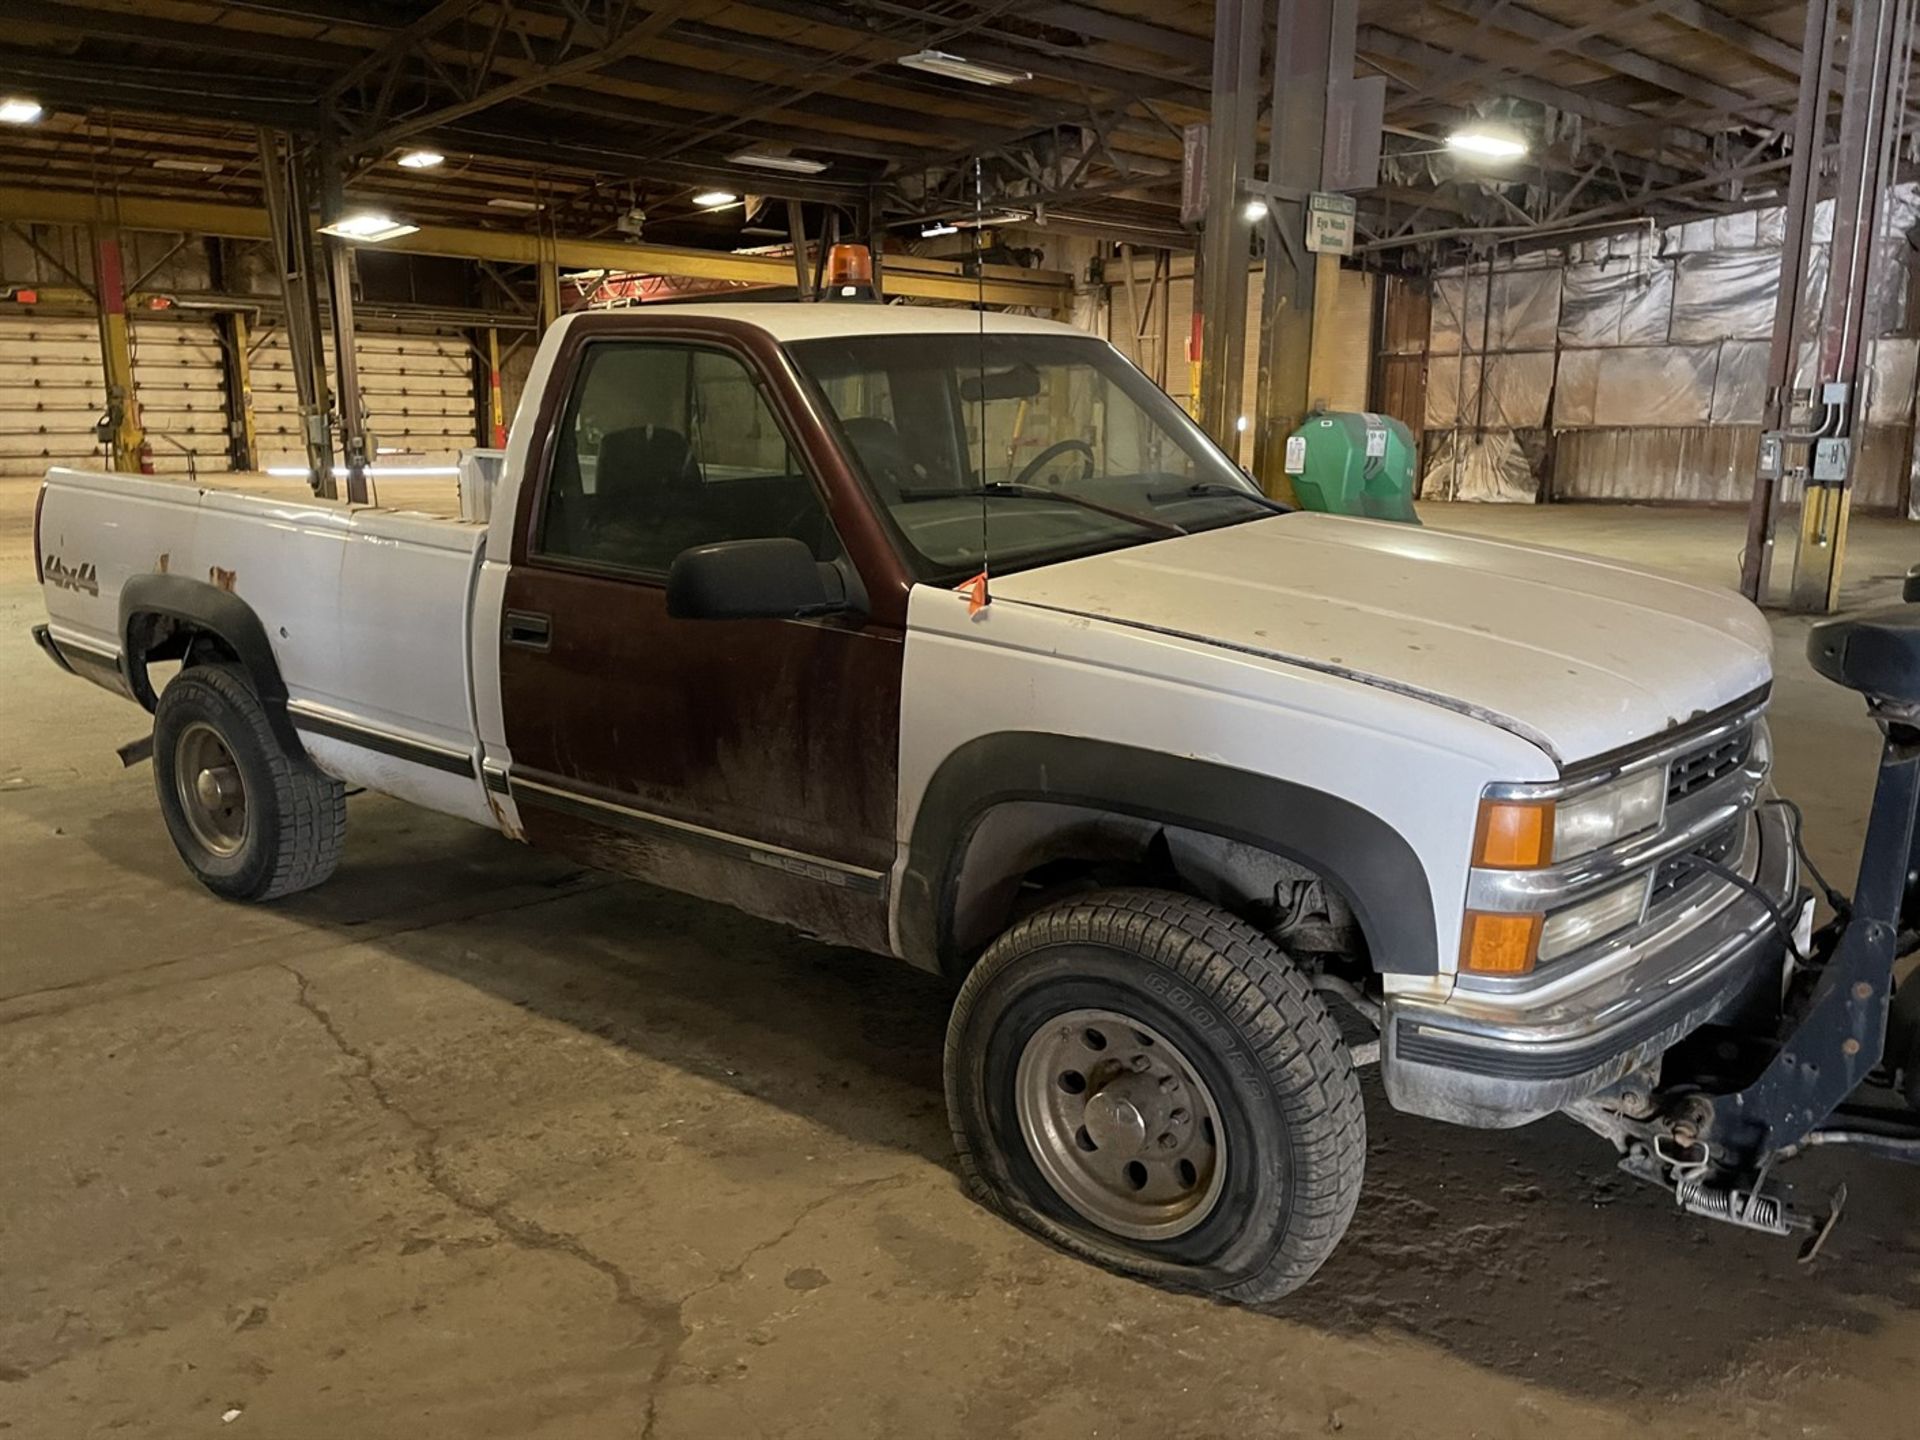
[{"xmin": 1012, "ymin": 438, "xmax": 1095, "ymax": 488}]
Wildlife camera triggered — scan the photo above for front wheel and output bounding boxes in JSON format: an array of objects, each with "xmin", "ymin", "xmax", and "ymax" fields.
[
  {"xmin": 153, "ymin": 663, "xmax": 346, "ymax": 901},
  {"xmin": 945, "ymin": 889, "xmax": 1365, "ymax": 1303}
]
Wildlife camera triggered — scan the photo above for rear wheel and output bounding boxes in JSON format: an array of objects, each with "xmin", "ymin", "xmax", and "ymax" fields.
[
  {"xmin": 946, "ymin": 888, "xmax": 1366, "ymax": 1302},
  {"xmin": 153, "ymin": 664, "xmax": 345, "ymax": 901}
]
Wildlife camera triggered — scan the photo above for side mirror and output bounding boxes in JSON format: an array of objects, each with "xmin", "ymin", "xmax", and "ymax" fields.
[{"xmin": 665, "ymin": 538, "xmax": 855, "ymax": 621}]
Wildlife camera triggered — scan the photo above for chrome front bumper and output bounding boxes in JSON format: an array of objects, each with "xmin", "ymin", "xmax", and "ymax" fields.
[{"xmin": 1383, "ymin": 802, "xmax": 1798, "ymax": 1128}]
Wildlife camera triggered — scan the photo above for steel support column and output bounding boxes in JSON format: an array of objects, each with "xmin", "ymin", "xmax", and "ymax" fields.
[
  {"xmin": 787, "ymin": 199, "xmax": 813, "ymax": 299},
  {"xmin": 1250, "ymin": 0, "xmax": 1342, "ymax": 495},
  {"xmin": 1739, "ymin": 0, "xmax": 1841, "ymax": 603},
  {"xmin": 317, "ymin": 131, "xmax": 369, "ymax": 504},
  {"xmin": 1195, "ymin": 0, "xmax": 1264, "ymax": 446},
  {"xmin": 88, "ymin": 223, "xmax": 146, "ymax": 472},
  {"xmin": 1787, "ymin": 0, "xmax": 1913, "ymax": 612},
  {"xmin": 536, "ymin": 252, "xmax": 562, "ymax": 333},
  {"xmin": 257, "ymin": 128, "xmax": 335, "ymax": 497},
  {"xmin": 207, "ymin": 240, "xmax": 255, "ymax": 472}
]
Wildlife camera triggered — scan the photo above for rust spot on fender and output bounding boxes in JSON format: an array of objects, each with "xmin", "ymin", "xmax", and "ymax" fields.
[
  {"xmin": 209, "ymin": 565, "xmax": 237, "ymax": 592},
  {"xmin": 155, "ymin": 552, "xmax": 170, "ymax": 574}
]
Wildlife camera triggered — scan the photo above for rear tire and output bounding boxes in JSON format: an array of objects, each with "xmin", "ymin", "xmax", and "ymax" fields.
[
  {"xmin": 945, "ymin": 888, "xmax": 1365, "ymax": 1303},
  {"xmin": 153, "ymin": 664, "xmax": 345, "ymax": 901}
]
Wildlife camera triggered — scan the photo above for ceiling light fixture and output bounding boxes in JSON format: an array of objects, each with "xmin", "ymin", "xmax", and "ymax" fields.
[
  {"xmin": 396, "ymin": 149, "xmax": 445, "ymax": 169},
  {"xmin": 154, "ymin": 158, "xmax": 224, "ymax": 174},
  {"xmin": 316, "ymin": 211, "xmax": 419, "ymax": 243},
  {"xmin": 0, "ymin": 96, "xmax": 43, "ymax": 125},
  {"xmin": 921, "ymin": 223, "xmax": 959, "ymax": 238},
  {"xmin": 1446, "ymin": 123, "xmax": 1529, "ymax": 160},
  {"xmin": 486, "ymin": 197, "xmax": 542, "ymax": 212},
  {"xmin": 729, "ymin": 150, "xmax": 828, "ymax": 175},
  {"xmin": 1243, "ymin": 199, "xmax": 1266, "ymax": 222},
  {"xmin": 897, "ymin": 49, "xmax": 1031, "ymax": 86},
  {"xmin": 693, "ymin": 189, "xmax": 739, "ymax": 208}
]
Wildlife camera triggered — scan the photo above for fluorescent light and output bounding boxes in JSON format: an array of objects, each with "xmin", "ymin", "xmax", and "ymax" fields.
[
  {"xmin": 897, "ymin": 49, "xmax": 1031, "ymax": 86},
  {"xmin": 487, "ymin": 197, "xmax": 542, "ymax": 212},
  {"xmin": 154, "ymin": 158, "xmax": 224, "ymax": 174},
  {"xmin": 1243, "ymin": 199, "xmax": 1266, "ymax": 222},
  {"xmin": 921, "ymin": 223, "xmax": 958, "ymax": 238},
  {"xmin": 693, "ymin": 189, "xmax": 738, "ymax": 208},
  {"xmin": 729, "ymin": 150, "xmax": 828, "ymax": 175},
  {"xmin": 0, "ymin": 97, "xmax": 42, "ymax": 125},
  {"xmin": 396, "ymin": 149, "xmax": 445, "ymax": 169},
  {"xmin": 316, "ymin": 212, "xmax": 419, "ymax": 243},
  {"xmin": 1446, "ymin": 124, "xmax": 1529, "ymax": 160}
]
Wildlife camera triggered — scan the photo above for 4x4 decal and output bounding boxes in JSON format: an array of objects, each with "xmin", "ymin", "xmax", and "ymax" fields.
[{"xmin": 44, "ymin": 556, "xmax": 99, "ymax": 597}]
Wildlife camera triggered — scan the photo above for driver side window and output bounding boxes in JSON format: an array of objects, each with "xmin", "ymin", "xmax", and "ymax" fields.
[{"xmin": 538, "ymin": 341, "xmax": 840, "ymax": 574}]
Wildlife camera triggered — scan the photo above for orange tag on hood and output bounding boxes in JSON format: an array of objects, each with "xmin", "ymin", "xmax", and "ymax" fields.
[{"xmin": 957, "ymin": 571, "xmax": 990, "ymax": 615}]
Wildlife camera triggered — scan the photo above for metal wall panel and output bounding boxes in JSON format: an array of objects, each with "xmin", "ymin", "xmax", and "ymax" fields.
[
  {"xmin": 0, "ymin": 313, "xmax": 106, "ymax": 479},
  {"xmin": 130, "ymin": 319, "xmax": 229, "ymax": 476}
]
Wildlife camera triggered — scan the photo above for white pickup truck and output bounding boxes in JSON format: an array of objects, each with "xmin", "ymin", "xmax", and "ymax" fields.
[{"xmin": 33, "ymin": 299, "xmax": 1797, "ymax": 1300}]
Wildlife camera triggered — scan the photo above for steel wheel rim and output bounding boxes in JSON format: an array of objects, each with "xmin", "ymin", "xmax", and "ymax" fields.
[
  {"xmin": 1014, "ymin": 1006, "xmax": 1228, "ymax": 1241},
  {"xmin": 174, "ymin": 721, "xmax": 248, "ymax": 859}
]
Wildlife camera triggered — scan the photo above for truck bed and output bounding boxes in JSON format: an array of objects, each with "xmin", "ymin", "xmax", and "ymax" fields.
[{"xmin": 37, "ymin": 466, "xmax": 498, "ymax": 827}]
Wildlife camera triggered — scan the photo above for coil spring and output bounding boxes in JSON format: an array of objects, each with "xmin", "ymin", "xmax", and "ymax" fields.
[{"xmin": 1674, "ymin": 1179, "xmax": 1788, "ymax": 1234}]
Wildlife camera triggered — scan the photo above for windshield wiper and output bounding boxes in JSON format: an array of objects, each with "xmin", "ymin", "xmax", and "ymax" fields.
[
  {"xmin": 895, "ymin": 481, "xmax": 1187, "ymax": 538},
  {"xmin": 1144, "ymin": 481, "xmax": 1290, "ymax": 515}
]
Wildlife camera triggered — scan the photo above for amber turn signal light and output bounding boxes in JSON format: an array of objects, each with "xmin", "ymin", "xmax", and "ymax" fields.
[
  {"xmin": 1473, "ymin": 798, "xmax": 1554, "ymax": 869},
  {"xmin": 1460, "ymin": 910, "xmax": 1543, "ymax": 976}
]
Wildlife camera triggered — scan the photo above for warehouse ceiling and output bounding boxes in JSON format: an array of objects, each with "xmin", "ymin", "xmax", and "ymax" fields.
[{"xmin": 0, "ymin": 1, "xmax": 1906, "ymax": 261}]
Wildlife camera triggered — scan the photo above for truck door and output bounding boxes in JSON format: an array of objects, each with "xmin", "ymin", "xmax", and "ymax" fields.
[{"xmin": 496, "ymin": 329, "xmax": 904, "ymax": 954}]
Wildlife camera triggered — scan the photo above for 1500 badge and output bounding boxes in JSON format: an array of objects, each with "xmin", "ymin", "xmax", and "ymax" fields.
[{"xmin": 43, "ymin": 556, "xmax": 100, "ymax": 597}]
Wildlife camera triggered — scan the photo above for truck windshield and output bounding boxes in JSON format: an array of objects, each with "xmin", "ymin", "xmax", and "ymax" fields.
[{"xmin": 787, "ymin": 332, "xmax": 1280, "ymax": 578}]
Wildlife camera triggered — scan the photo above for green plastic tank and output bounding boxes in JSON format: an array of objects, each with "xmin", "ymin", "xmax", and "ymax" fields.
[{"xmin": 1283, "ymin": 411, "xmax": 1420, "ymax": 523}]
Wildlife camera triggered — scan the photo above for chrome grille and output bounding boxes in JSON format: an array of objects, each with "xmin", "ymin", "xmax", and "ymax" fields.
[
  {"xmin": 1649, "ymin": 820, "xmax": 1741, "ymax": 911},
  {"xmin": 1667, "ymin": 725, "xmax": 1753, "ymax": 805}
]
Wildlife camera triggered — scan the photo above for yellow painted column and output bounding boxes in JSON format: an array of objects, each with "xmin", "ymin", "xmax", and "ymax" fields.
[
  {"xmin": 90, "ymin": 226, "xmax": 147, "ymax": 472},
  {"xmin": 486, "ymin": 326, "xmax": 508, "ymax": 447}
]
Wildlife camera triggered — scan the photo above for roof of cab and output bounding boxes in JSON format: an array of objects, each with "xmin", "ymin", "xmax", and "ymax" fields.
[{"xmin": 554, "ymin": 302, "xmax": 1086, "ymax": 344}]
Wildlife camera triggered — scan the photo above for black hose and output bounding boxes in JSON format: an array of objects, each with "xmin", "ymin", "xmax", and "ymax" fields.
[{"xmin": 1763, "ymin": 796, "xmax": 1850, "ymax": 918}]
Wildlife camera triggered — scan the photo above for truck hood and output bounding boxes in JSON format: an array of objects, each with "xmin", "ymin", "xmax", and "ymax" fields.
[{"xmin": 989, "ymin": 513, "xmax": 1773, "ymax": 766}]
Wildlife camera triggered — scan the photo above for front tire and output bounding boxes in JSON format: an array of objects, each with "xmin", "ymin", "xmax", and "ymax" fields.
[
  {"xmin": 945, "ymin": 889, "xmax": 1365, "ymax": 1303},
  {"xmin": 153, "ymin": 664, "xmax": 345, "ymax": 901}
]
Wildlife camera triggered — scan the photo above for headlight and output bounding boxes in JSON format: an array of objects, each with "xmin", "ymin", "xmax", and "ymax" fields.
[
  {"xmin": 1537, "ymin": 876, "xmax": 1651, "ymax": 962},
  {"xmin": 1551, "ymin": 768, "xmax": 1665, "ymax": 862},
  {"xmin": 1473, "ymin": 767, "xmax": 1665, "ymax": 870}
]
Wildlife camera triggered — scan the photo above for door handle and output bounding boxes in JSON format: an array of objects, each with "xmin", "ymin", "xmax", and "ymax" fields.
[{"xmin": 504, "ymin": 609, "xmax": 552, "ymax": 650}]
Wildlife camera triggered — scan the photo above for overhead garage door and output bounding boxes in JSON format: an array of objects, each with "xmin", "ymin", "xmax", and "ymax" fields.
[
  {"xmin": 0, "ymin": 314, "xmax": 107, "ymax": 479},
  {"xmin": 357, "ymin": 332, "xmax": 476, "ymax": 465},
  {"xmin": 249, "ymin": 328, "xmax": 329, "ymax": 469},
  {"xmin": 250, "ymin": 328, "xmax": 476, "ymax": 468},
  {"xmin": 131, "ymin": 318, "xmax": 230, "ymax": 477}
]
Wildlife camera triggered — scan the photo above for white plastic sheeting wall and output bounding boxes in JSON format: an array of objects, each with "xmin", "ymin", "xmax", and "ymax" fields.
[{"xmin": 1420, "ymin": 187, "xmax": 1919, "ymax": 510}]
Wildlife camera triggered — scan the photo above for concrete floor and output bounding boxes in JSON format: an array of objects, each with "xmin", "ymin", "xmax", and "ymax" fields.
[{"xmin": 4, "ymin": 490, "xmax": 1919, "ymax": 1438}]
